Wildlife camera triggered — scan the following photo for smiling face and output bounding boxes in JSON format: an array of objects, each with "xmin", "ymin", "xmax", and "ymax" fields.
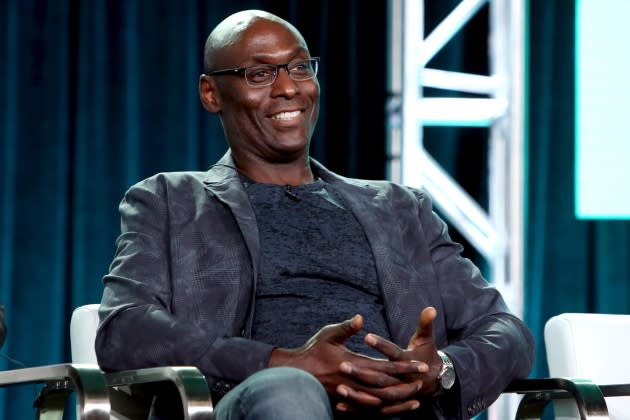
[{"xmin": 199, "ymin": 13, "xmax": 320, "ymax": 166}]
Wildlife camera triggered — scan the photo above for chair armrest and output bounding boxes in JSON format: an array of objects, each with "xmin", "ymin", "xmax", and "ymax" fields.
[
  {"xmin": 105, "ymin": 366, "xmax": 213, "ymax": 420},
  {"xmin": 504, "ymin": 377, "xmax": 609, "ymax": 420},
  {"xmin": 0, "ymin": 363, "xmax": 110, "ymax": 419},
  {"xmin": 597, "ymin": 383, "xmax": 630, "ymax": 397}
]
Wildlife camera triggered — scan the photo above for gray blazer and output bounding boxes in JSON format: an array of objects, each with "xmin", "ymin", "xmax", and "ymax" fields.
[{"xmin": 96, "ymin": 151, "xmax": 534, "ymax": 419}]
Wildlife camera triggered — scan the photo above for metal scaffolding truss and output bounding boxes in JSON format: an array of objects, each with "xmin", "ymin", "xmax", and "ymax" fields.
[{"xmin": 386, "ymin": 0, "xmax": 526, "ymax": 417}]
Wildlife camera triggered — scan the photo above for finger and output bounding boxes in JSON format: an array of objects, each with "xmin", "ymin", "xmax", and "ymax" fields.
[
  {"xmin": 336, "ymin": 384, "xmax": 382, "ymax": 406},
  {"xmin": 335, "ymin": 401, "xmax": 370, "ymax": 413},
  {"xmin": 340, "ymin": 362, "xmax": 402, "ymax": 387},
  {"xmin": 364, "ymin": 333, "xmax": 404, "ymax": 359},
  {"xmin": 419, "ymin": 306, "xmax": 437, "ymax": 335},
  {"xmin": 335, "ymin": 401, "xmax": 355, "ymax": 412},
  {"xmin": 380, "ymin": 399, "xmax": 421, "ymax": 415},
  {"xmin": 341, "ymin": 360, "xmax": 428, "ymax": 383},
  {"xmin": 408, "ymin": 306, "xmax": 437, "ymax": 348},
  {"xmin": 367, "ymin": 380, "xmax": 423, "ymax": 402},
  {"xmin": 324, "ymin": 314, "xmax": 364, "ymax": 344},
  {"xmin": 340, "ymin": 378, "xmax": 424, "ymax": 404}
]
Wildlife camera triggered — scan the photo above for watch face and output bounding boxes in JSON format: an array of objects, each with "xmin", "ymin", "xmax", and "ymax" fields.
[{"xmin": 440, "ymin": 367, "xmax": 456, "ymax": 389}]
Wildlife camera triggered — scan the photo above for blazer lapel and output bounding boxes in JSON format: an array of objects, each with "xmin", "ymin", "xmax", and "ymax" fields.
[
  {"xmin": 202, "ymin": 152, "xmax": 260, "ymax": 290},
  {"xmin": 314, "ymin": 163, "xmax": 432, "ymax": 346}
]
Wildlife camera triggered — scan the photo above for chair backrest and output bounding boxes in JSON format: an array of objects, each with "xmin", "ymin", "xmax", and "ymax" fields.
[
  {"xmin": 545, "ymin": 313, "xmax": 630, "ymax": 420},
  {"xmin": 69, "ymin": 303, "xmax": 215, "ymax": 420},
  {"xmin": 70, "ymin": 304, "xmax": 101, "ymax": 364}
]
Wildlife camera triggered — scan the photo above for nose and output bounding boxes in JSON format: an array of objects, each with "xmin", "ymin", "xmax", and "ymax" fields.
[{"xmin": 271, "ymin": 66, "xmax": 299, "ymax": 97}]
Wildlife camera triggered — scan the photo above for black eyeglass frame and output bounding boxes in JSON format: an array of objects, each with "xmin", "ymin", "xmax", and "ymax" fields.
[{"xmin": 205, "ymin": 57, "xmax": 320, "ymax": 87}]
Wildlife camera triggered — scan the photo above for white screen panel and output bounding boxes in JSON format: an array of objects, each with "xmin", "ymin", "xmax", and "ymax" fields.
[{"xmin": 576, "ymin": 0, "xmax": 630, "ymax": 219}]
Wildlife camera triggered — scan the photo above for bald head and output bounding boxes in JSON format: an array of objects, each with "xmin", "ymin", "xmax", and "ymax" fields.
[{"xmin": 203, "ymin": 10, "xmax": 307, "ymax": 73}]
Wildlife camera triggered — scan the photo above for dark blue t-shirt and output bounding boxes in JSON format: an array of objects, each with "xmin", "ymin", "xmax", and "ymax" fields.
[{"xmin": 245, "ymin": 177, "xmax": 392, "ymax": 358}]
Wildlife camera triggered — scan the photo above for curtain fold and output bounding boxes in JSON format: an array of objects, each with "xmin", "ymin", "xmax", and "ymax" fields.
[
  {"xmin": 0, "ymin": 1, "xmax": 386, "ymax": 417},
  {"xmin": 1, "ymin": 0, "xmax": 75, "ymax": 414}
]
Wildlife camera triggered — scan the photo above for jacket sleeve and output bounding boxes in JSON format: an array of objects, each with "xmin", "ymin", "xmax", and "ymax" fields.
[
  {"xmin": 95, "ymin": 175, "xmax": 274, "ymax": 389},
  {"xmin": 414, "ymin": 190, "xmax": 535, "ymax": 419}
]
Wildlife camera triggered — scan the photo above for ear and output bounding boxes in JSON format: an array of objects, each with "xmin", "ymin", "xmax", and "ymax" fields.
[{"xmin": 199, "ymin": 74, "xmax": 221, "ymax": 113}]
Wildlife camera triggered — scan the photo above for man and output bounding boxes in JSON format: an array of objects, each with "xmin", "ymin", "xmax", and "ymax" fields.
[{"xmin": 96, "ymin": 9, "xmax": 534, "ymax": 419}]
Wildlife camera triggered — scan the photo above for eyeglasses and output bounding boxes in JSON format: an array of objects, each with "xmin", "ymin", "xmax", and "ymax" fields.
[{"xmin": 206, "ymin": 57, "xmax": 319, "ymax": 88}]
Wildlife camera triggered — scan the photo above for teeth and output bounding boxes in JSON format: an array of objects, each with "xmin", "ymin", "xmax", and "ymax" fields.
[{"xmin": 271, "ymin": 110, "xmax": 300, "ymax": 120}]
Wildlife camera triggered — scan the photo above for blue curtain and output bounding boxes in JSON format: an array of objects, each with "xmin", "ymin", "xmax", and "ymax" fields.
[{"xmin": 0, "ymin": 0, "xmax": 387, "ymax": 416}]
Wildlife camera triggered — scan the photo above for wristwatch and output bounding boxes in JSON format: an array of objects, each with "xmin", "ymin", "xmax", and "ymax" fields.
[{"xmin": 435, "ymin": 350, "xmax": 456, "ymax": 395}]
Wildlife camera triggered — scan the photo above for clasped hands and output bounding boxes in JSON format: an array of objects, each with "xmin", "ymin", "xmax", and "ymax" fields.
[{"xmin": 269, "ymin": 306, "xmax": 443, "ymax": 415}]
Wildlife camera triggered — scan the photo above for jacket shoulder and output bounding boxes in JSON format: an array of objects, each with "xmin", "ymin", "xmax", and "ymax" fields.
[
  {"xmin": 343, "ymin": 177, "xmax": 430, "ymax": 205},
  {"xmin": 126, "ymin": 171, "xmax": 209, "ymax": 195}
]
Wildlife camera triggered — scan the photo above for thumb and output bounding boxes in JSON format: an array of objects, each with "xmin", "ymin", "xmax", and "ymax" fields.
[
  {"xmin": 408, "ymin": 306, "xmax": 436, "ymax": 349},
  {"xmin": 324, "ymin": 314, "xmax": 364, "ymax": 344}
]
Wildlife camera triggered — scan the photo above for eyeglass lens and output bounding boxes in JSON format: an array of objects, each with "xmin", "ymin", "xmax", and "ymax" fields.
[{"xmin": 245, "ymin": 59, "xmax": 318, "ymax": 86}]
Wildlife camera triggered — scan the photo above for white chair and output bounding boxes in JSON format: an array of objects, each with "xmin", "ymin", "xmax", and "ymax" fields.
[
  {"xmin": 71, "ymin": 306, "xmax": 628, "ymax": 420},
  {"xmin": 545, "ymin": 313, "xmax": 630, "ymax": 420},
  {"xmin": 71, "ymin": 304, "xmax": 101, "ymax": 363},
  {"xmin": 506, "ymin": 373, "xmax": 608, "ymax": 419},
  {"xmin": 70, "ymin": 304, "xmax": 214, "ymax": 419}
]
